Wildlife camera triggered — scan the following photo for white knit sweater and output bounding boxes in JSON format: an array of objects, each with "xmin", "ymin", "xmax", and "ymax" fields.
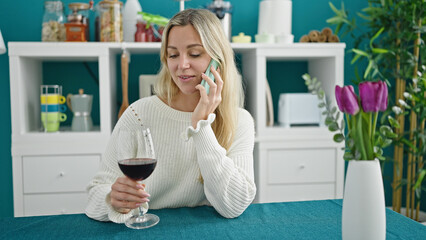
[{"xmin": 85, "ymin": 96, "xmax": 256, "ymax": 222}]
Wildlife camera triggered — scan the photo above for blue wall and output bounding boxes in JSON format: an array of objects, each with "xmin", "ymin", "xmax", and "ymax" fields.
[{"xmin": 0, "ymin": 0, "xmax": 366, "ymax": 217}]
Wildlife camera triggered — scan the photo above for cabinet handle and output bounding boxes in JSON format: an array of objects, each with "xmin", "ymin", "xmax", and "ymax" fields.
[
  {"xmin": 299, "ymin": 165, "xmax": 306, "ymax": 169},
  {"xmin": 59, "ymin": 172, "xmax": 65, "ymax": 177}
]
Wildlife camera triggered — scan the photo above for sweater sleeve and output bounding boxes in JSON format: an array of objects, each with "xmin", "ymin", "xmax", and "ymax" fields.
[
  {"xmin": 85, "ymin": 107, "xmax": 138, "ymax": 223},
  {"xmin": 185, "ymin": 109, "xmax": 257, "ymax": 218}
]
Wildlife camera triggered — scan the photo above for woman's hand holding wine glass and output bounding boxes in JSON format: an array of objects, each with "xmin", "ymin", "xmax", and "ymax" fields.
[
  {"xmin": 110, "ymin": 176, "xmax": 150, "ymax": 214},
  {"xmin": 114, "ymin": 126, "xmax": 159, "ymax": 229}
]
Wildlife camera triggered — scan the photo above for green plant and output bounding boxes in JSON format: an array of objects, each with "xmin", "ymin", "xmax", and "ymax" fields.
[
  {"xmin": 303, "ymin": 74, "xmax": 398, "ymax": 161},
  {"xmin": 326, "ymin": 0, "xmax": 426, "ymax": 220}
]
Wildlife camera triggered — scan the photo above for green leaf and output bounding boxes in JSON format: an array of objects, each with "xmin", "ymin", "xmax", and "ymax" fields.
[
  {"xmin": 352, "ymin": 48, "xmax": 369, "ymax": 57},
  {"xmin": 372, "ymin": 48, "xmax": 389, "ymax": 54},
  {"xmin": 318, "ymin": 89, "xmax": 325, "ymax": 99},
  {"xmin": 318, "ymin": 102, "xmax": 326, "ymax": 108},
  {"xmin": 351, "ymin": 54, "xmax": 362, "ymax": 65},
  {"xmin": 325, "ymin": 117, "xmax": 334, "ymax": 125},
  {"xmin": 381, "ymin": 138, "xmax": 393, "ymax": 148},
  {"xmin": 334, "ymin": 133, "xmax": 345, "ymax": 142},
  {"xmin": 370, "ymin": 27, "xmax": 385, "ymax": 47},
  {"xmin": 343, "ymin": 152, "xmax": 354, "ymax": 160},
  {"xmin": 329, "ymin": 2, "xmax": 340, "ymax": 15},
  {"xmin": 388, "ymin": 116, "xmax": 400, "ymax": 128},
  {"xmin": 364, "ymin": 60, "xmax": 374, "ymax": 79},
  {"xmin": 326, "ymin": 16, "xmax": 343, "ymax": 25},
  {"xmin": 328, "ymin": 122, "xmax": 339, "ymax": 132},
  {"xmin": 413, "ymin": 170, "xmax": 426, "ymax": 190}
]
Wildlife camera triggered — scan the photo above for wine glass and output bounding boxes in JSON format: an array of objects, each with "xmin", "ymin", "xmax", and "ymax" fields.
[{"xmin": 116, "ymin": 126, "xmax": 159, "ymax": 229}]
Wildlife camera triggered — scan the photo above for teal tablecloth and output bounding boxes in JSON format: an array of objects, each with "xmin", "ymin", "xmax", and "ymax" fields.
[{"xmin": 1, "ymin": 200, "xmax": 425, "ymax": 239}]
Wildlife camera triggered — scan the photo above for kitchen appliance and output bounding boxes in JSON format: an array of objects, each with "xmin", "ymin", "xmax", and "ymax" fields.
[
  {"xmin": 278, "ymin": 93, "xmax": 323, "ymax": 128},
  {"xmin": 65, "ymin": 2, "xmax": 91, "ymax": 41},
  {"xmin": 67, "ymin": 89, "xmax": 93, "ymax": 131},
  {"xmin": 207, "ymin": 0, "xmax": 232, "ymax": 40}
]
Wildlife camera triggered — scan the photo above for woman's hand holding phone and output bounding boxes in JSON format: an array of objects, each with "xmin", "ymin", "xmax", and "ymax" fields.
[{"xmin": 192, "ymin": 59, "xmax": 223, "ymax": 128}]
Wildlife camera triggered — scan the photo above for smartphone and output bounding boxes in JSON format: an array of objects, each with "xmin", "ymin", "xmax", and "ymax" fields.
[{"xmin": 201, "ymin": 59, "xmax": 219, "ymax": 95}]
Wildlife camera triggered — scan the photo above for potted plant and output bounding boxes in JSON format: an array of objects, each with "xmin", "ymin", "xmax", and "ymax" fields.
[{"xmin": 325, "ymin": 0, "xmax": 426, "ymax": 221}]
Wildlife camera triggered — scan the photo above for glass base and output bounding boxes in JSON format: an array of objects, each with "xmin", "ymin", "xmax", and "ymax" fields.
[{"xmin": 125, "ymin": 213, "xmax": 160, "ymax": 229}]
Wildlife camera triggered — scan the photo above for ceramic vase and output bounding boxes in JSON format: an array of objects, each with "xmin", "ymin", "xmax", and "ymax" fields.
[{"xmin": 342, "ymin": 159, "xmax": 386, "ymax": 240}]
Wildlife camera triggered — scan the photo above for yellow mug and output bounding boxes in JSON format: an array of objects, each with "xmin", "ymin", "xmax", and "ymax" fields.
[{"xmin": 40, "ymin": 94, "xmax": 66, "ymax": 104}]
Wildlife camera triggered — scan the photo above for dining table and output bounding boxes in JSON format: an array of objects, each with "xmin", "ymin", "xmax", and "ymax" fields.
[{"xmin": 1, "ymin": 199, "xmax": 425, "ymax": 239}]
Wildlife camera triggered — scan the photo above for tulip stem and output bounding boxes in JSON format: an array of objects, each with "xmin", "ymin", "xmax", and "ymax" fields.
[
  {"xmin": 357, "ymin": 112, "xmax": 368, "ymax": 160},
  {"xmin": 372, "ymin": 112, "xmax": 378, "ymax": 149}
]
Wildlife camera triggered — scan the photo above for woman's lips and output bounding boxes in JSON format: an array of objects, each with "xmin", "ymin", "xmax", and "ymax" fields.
[{"xmin": 179, "ymin": 75, "xmax": 196, "ymax": 82}]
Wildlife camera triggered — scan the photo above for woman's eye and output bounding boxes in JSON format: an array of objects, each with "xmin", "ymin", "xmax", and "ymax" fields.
[
  {"xmin": 168, "ymin": 54, "xmax": 178, "ymax": 59},
  {"xmin": 190, "ymin": 54, "xmax": 201, "ymax": 58}
]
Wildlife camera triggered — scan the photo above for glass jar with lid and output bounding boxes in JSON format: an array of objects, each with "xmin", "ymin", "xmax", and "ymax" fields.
[
  {"xmin": 42, "ymin": 1, "xmax": 66, "ymax": 41},
  {"xmin": 96, "ymin": 0, "xmax": 123, "ymax": 42}
]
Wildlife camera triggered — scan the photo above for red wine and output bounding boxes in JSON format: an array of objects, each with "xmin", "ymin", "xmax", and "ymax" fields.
[{"xmin": 118, "ymin": 158, "xmax": 157, "ymax": 181}]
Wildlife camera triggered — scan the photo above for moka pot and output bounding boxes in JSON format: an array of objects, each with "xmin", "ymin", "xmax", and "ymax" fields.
[{"xmin": 67, "ymin": 89, "xmax": 93, "ymax": 131}]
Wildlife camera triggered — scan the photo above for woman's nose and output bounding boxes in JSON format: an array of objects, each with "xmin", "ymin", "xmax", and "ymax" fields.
[{"xmin": 178, "ymin": 56, "xmax": 190, "ymax": 69}]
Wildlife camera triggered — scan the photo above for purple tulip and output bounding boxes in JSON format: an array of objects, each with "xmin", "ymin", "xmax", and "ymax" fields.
[
  {"xmin": 335, "ymin": 85, "xmax": 360, "ymax": 115},
  {"xmin": 359, "ymin": 81, "xmax": 388, "ymax": 112}
]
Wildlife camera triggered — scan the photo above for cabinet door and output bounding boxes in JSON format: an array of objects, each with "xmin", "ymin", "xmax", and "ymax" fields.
[
  {"xmin": 23, "ymin": 155, "xmax": 100, "ymax": 193},
  {"xmin": 267, "ymin": 148, "xmax": 336, "ymax": 184},
  {"xmin": 256, "ymin": 146, "xmax": 340, "ymax": 203},
  {"xmin": 24, "ymin": 193, "xmax": 89, "ymax": 216}
]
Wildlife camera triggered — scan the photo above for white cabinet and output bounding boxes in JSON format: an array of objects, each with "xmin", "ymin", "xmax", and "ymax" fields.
[{"xmin": 9, "ymin": 42, "xmax": 345, "ymax": 216}]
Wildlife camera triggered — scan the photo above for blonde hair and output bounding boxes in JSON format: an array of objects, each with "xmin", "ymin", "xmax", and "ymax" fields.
[{"xmin": 155, "ymin": 9, "xmax": 243, "ymax": 150}]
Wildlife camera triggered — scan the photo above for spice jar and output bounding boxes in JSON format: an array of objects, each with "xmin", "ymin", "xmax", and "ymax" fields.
[
  {"xmin": 65, "ymin": 3, "xmax": 90, "ymax": 41},
  {"xmin": 96, "ymin": 0, "xmax": 123, "ymax": 42},
  {"xmin": 42, "ymin": 1, "xmax": 66, "ymax": 42},
  {"xmin": 134, "ymin": 21, "xmax": 155, "ymax": 42}
]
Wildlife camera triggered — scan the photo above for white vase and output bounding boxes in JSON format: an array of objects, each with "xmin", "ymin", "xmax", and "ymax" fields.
[{"xmin": 342, "ymin": 159, "xmax": 386, "ymax": 240}]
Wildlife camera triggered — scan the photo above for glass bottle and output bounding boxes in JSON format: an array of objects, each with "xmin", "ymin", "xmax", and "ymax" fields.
[{"xmin": 42, "ymin": 1, "xmax": 66, "ymax": 42}]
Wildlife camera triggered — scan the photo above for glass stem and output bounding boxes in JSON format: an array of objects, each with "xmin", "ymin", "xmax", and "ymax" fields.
[{"xmin": 137, "ymin": 180, "xmax": 146, "ymax": 219}]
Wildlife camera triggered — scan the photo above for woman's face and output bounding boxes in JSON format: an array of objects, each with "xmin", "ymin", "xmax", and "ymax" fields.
[{"xmin": 166, "ymin": 25, "xmax": 211, "ymax": 96}]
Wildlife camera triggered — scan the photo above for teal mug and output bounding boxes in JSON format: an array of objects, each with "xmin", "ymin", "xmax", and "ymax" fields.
[{"xmin": 41, "ymin": 104, "xmax": 67, "ymax": 113}]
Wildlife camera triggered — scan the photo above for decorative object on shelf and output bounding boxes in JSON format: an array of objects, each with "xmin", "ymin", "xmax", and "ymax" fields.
[
  {"xmin": 342, "ymin": 159, "xmax": 386, "ymax": 240},
  {"xmin": 175, "ymin": 0, "xmax": 190, "ymax": 12},
  {"xmin": 257, "ymin": 0, "xmax": 293, "ymax": 44},
  {"xmin": 40, "ymin": 85, "xmax": 67, "ymax": 132},
  {"xmin": 206, "ymin": 0, "xmax": 232, "ymax": 41},
  {"xmin": 139, "ymin": 75, "xmax": 158, "ymax": 98},
  {"xmin": 118, "ymin": 49, "xmax": 129, "ymax": 119},
  {"xmin": 265, "ymin": 79, "xmax": 273, "ymax": 126},
  {"xmin": 65, "ymin": 2, "xmax": 91, "ymax": 42},
  {"xmin": 299, "ymin": 27, "xmax": 339, "ymax": 43},
  {"xmin": 303, "ymin": 74, "xmax": 400, "ymax": 240},
  {"xmin": 67, "ymin": 89, "xmax": 93, "ymax": 132},
  {"xmin": 136, "ymin": 12, "xmax": 169, "ymax": 42},
  {"xmin": 232, "ymin": 33, "xmax": 251, "ymax": 43},
  {"xmin": 255, "ymin": 33, "xmax": 274, "ymax": 44},
  {"xmin": 96, "ymin": 0, "xmax": 123, "ymax": 42},
  {"xmin": 122, "ymin": 0, "xmax": 142, "ymax": 42},
  {"xmin": 278, "ymin": 93, "xmax": 322, "ymax": 128},
  {"xmin": 42, "ymin": 1, "xmax": 66, "ymax": 42},
  {"xmin": 0, "ymin": 29, "xmax": 6, "ymax": 54}
]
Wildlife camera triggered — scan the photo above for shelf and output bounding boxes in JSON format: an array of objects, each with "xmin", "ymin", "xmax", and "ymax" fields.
[{"xmin": 9, "ymin": 42, "xmax": 346, "ymax": 215}]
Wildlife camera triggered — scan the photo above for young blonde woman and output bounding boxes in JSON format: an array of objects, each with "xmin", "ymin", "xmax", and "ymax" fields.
[{"xmin": 85, "ymin": 9, "xmax": 256, "ymax": 223}]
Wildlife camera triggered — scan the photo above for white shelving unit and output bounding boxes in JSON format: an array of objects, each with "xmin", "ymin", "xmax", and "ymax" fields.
[{"xmin": 8, "ymin": 42, "xmax": 345, "ymax": 216}]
